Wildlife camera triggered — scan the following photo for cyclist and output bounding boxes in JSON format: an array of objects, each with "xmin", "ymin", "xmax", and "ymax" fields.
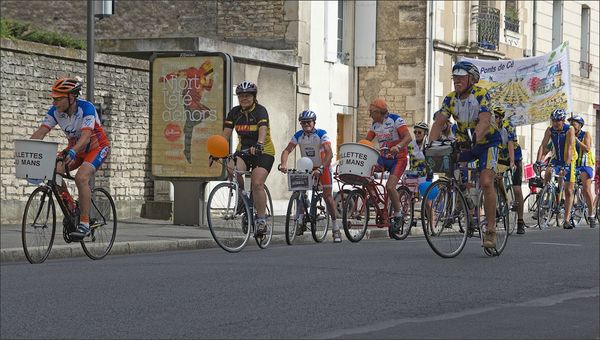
[
  {"xmin": 363, "ymin": 98, "xmax": 413, "ymax": 233},
  {"xmin": 429, "ymin": 60, "xmax": 502, "ymax": 249},
  {"xmin": 536, "ymin": 109, "xmax": 577, "ymax": 229},
  {"xmin": 278, "ymin": 110, "xmax": 340, "ymax": 242},
  {"xmin": 221, "ymin": 81, "xmax": 275, "ymax": 236},
  {"xmin": 30, "ymin": 77, "xmax": 110, "ymax": 239},
  {"xmin": 569, "ymin": 115, "xmax": 596, "ymax": 227},
  {"xmin": 494, "ymin": 105, "xmax": 526, "ymax": 234}
]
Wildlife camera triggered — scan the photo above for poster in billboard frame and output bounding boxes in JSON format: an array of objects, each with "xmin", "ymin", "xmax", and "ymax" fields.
[{"xmin": 150, "ymin": 52, "xmax": 232, "ymax": 180}]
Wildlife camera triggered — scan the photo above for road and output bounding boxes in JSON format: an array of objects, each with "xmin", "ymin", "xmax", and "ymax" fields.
[{"xmin": 1, "ymin": 227, "xmax": 598, "ymax": 339}]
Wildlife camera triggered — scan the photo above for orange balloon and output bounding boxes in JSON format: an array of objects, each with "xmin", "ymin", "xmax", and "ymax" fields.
[
  {"xmin": 206, "ymin": 135, "xmax": 229, "ymax": 158},
  {"xmin": 358, "ymin": 139, "xmax": 372, "ymax": 147}
]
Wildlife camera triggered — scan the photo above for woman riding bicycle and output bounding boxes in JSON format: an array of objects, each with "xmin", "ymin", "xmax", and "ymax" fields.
[
  {"xmin": 221, "ymin": 81, "xmax": 275, "ymax": 236},
  {"xmin": 278, "ymin": 110, "xmax": 340, "ymax": 243},
  {"xmin": 30, "ymin": 77, "xmax": 110, "ymax": 240},
  {"xmin": 568, "ymin": 115, "xmax": 596, "ymax": 227}
]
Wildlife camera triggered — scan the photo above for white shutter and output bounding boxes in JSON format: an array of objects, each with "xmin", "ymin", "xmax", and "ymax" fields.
[
  {"xmin": 324, "ymin": 1, "xmax": 338, "ymax": 62},
  {"xmin": 354, "ymin": 1, "xmax": 376, "ymax": 66}
]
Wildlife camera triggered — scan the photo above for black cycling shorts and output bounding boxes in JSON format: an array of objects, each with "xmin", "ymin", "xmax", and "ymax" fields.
[
  {"xmin": 239, "ymin": 153, "xmax": 275, "ymax": 172},
  {"xmin": 499, "ymin": 159, "xmax": 523, "ymax": 186}
]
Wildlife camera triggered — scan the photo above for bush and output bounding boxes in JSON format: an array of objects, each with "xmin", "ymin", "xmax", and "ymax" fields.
[{"xmin": 0, "ymin": 18, "xmax": 85, "ymax": 49}]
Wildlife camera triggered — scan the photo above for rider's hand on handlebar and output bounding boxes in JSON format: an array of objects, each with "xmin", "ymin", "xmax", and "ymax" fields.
[{"xmin": 277, "ymin": 164, "xmax": 287, "ymax": 173}]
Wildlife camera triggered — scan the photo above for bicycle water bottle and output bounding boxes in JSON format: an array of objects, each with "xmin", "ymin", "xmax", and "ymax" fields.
[{"xmin": 60, "ymin": 189, "xmax": 76, "ymax": 213}]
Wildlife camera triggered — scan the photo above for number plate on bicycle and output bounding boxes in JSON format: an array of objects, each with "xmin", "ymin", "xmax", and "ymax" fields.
[{"xmin": 287, "ymin": 172, "xmax": 313, "ymax": 191}]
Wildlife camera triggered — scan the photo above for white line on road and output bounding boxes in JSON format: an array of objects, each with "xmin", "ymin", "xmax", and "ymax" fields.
[{"xmin": 531, "ymin": 242, "xmax": 583, "ymax": 247}]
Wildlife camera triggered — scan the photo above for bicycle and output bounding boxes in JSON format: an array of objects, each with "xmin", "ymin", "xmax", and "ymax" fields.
[
  {"xmin": 420, "ymin": 140, "xmax": 509, "ymax": 258},
  {"xmin": 22, "ymin": 157, "xmax": 117, "ymax": 264},
  {"xmin": 523, "ymin": 162, "xmax": 545, "ymax": 224},
  {"xmin": 536, "ymin": 165, "xmax": 573, "ymax": 229},
  {"xmin": 206, "ymin": 150, "xmax": 274, "ymax": 252},
  {"xmin": 281, "ymin": 167, "xmax": 330, "ymax": 245},
  {"xmin": 496, "ymin": 167, "xmax": 518, "ymax": 235}
]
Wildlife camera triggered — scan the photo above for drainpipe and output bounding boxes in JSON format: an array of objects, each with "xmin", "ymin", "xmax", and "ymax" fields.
[
  {"xmin": 87, "ymin": 0, "xmax": 94, "ymax": 103},
  {"xmin": 530, "ymin": 0, "xmax": 537, "ymax": 163},
  {"xmin": 426, "ymin": 1, "xmax": 435, "ymax": 124}
]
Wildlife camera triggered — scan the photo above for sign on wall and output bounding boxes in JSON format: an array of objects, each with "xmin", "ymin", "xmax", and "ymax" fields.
[
  {"xmin": 150, "ymin": 53, "xmax": 232, "ymax": 179},
  {"xmin": 463, "ymin": 42, "xmax": 572, "ymax": 126}
]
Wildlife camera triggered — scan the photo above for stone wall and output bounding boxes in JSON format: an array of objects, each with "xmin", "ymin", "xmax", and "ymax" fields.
[
  {"xmin": 0, "ymin": 0, "xmax": 295, "ymax": 51},
  {"xmin": 0, "ymin": 38, "xmax": 150, "ymax": 224},
  {"xmin": 357, "ymin": 1, "xmax": 427, "ymax": 138}
]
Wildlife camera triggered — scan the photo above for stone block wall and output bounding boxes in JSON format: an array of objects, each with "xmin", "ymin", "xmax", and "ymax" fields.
[{"xmin": 1, "ymin": 38, "xmax": 150, "ymax": 224}]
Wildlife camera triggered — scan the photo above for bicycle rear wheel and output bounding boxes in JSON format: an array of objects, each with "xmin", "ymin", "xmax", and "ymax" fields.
[
  {"xmin": 81, "ymin": 187, "xmax": 117, "ymax": 260},
  {"xmin": 285, "ymin": 192, "xmax": 301, "ymax": 245},
  {"xmin": 537, "ymin": 185, "xmax": 556, "ymax": 229},
  {"xmin": 255, "ymin": 186, "xmax": 274, "ymax": 249},
  {"xmin": 524, "ymin": 192, "xmax": 539, "ymax": 213},
  {"xmin": 570, "ymin": 185, "xmax": 586, "ymax": 226},
  {"xmin": 389, "ymin": 186, "xmax": 414, "ymax": 240},
  {"xmin": 480, "ymin": 187, "xmax": 509, "ymax": 256},
  {"xmin": 342, "ymin": 191, "xmax": 369, "ymax": 242},
  {"xmin": 421, "ymin": 180, "xmax": 468, "ymax": 258},
  {"xmin": 310, "ymin": 192, "xmax": 330, "ymax": 243},
  {"xmin": 22, "ymin": 186, "xmax": 56, "ymax": 264},
  {"xmin": 207, "ymin": 182, "xmax": 251, "ymax": 252},
  {"xmin": 505, "ymin": 187, "xmax": 518, "ymax": 235}
]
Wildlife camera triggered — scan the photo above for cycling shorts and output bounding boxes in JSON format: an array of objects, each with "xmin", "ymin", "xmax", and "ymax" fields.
[
  {"xmin": 458, "ymin": 145, "xmax": 499, "ymax": 173},
  {"xmin": 498, "ymin": 159, "xmax": 523, "ymax": 186},
  {"xmin": 577, "ymin": 166, "xmax": 593, "ymax": 180},
  {"xmin": 318, "ymin": 166, "xmax": 332, "ymax": 188},
  {"xmin": 551, "ymin": 159, "xmax": 577, "ymax": 183},
  {"xmin": 62, "ymin": 146, "xmax": 110, "ymax": 171},
  {"xmin": 239, "ymin": 153, "xmax": 275, "ymax": 172},
  {"xmin": 377, "ymin": 156, "xmax": 408, "ymax": 179}
]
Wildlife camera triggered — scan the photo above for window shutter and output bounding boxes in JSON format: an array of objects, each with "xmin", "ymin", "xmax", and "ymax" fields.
[
  {"xmin": 354, "ymin": 1, "xmax": 376, "ymax": 66},
  {"xmin": 324, "ymin": 1, "xmax": 339, "ymax": 62}
]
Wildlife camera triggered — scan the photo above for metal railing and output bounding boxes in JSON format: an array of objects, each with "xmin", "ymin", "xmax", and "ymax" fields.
[
  {"xmin": 504, "ymin": 15, "xmax": 520, "ymax": 33},
  {"xmin": 471, "ymin": 5, "xmax": 500, "ymax": 50}
]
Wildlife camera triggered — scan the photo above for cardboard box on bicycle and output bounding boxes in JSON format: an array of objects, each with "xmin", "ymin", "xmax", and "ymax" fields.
[
  {"xmin": 287, "ymin": 172, "xmax": 313, "ymax": 191},
  {"xmin": 14, "ymin": 139, "xmax": 58, "ymax": 180}
]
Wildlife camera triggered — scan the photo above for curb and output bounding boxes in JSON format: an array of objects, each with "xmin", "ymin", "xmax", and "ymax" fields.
[{"xmin": 1, "ymin": 226, "xmax": 400, "ymax": 263}]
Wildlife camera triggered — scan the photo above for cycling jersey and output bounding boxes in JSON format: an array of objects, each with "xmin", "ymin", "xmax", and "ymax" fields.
[
  {"xmin": 366, "ymin": 113, "xmax": 409, "ymax": 158},
  {"xmin": 574, "ymin": 130, "xmax": 595, "ymax": 168},
  {"xmin": 224, "ymin": 103, "xmax": 275, "ymax": 156},
  {"xmin": 549, "ymin": 123, "xmax": 577, "ymax": 165},
  {"xmin": 498, "ymin": 119, "xmax": 522, "ymax": 163},
  {"xmin": 289, "ymin": 128, "xmax": 331, "ymax": 167},
  {"xmin": 438, "ymin": 85, "xmax": 501, "ymax": 148},
  {"xmin": 42, "ymin": 98, "xmax": 110, "ymax": 153},
  {"xmin": 407, "ymin": 140, "xmax": 427, "ymax": 178}
]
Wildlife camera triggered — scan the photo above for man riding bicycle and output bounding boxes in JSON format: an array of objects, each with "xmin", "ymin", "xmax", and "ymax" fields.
[
  {"xmin": 278, "ymin": 110, "xmax": 341, "ymax": 243},
  {"xmin": 568, "ymin": 115, "xmax": 595, "ymax": 228},
  {"xmin": 30, "ymin": 77, "xmax": 110, "ymax": 240},
  {"xmin": 536, "ymin": 109, "xmax": 577, "ymax": 229},
  {"xmin": 429, "ymin": 61, "xmax": 502, "ymax": 249},
  {"xmin": 363, "ymin": 98, "xmax": 413, "ymax": 233}
]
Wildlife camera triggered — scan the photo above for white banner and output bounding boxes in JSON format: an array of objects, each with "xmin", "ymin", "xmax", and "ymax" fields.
[{"xmin": 462, "ymin": 42, "xmax": 572, "ymax": 126}]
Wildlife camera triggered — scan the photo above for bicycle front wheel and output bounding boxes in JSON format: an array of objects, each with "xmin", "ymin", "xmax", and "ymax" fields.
[
  {"xmin": 81, "ymin": 187, "xmax": 117, "ymax": 260},
  {"xmin": 524, "ymin": 192, "xmax": 539, "ymax": 213},
  {"xmin": 285, "ymin": 191, "xmax": 301, "ymax": 245},
  {"xmin": 421, "ymin": 180, "xmax": 468, "ymax": 258},
  {"xmin": 255, "ymin": 186, "xmax": 274, "ymax": 249},
  {"xmin": 537, "ymin": 185, "xmax": 556, "ymax": 229},
  {"xmin": 571, "ymin": 185, "xmax": 586, "ymax": 226},
  {"xmin": 479, "ymin": 186, "xmax": 509, "ymax": 255},
  {"xmin": 342, "ymin": 190, "xmax": 369, "ymax": 242},
  {"xmin": 207, "ymin": 182, "xmax": 251, "ymax": 252},
  {"xmin": 389, "ymin": 186, "xmax": 414, "ymax": 240},
  {"xmin": 310, "ymin": 192, "xmax": 330, "ymax": 243},
  {"xmin": 22, "ymin": 186, "xmax": 56, "ymax": 264}
]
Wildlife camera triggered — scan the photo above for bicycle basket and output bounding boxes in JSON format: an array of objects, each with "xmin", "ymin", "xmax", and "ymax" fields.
[
  {"xmin": 287, "ymin": 171, "xmax": 313, "ymax": 191},
  {"xmin": 424, "ymin": 142, "xmax": 457, "ymax": 175}
]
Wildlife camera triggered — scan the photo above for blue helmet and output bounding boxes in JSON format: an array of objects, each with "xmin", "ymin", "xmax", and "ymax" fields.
[
  {"xmin": 452, "ymin": 61, "xmax": 480, "ymax": 82},
  {"xmin": 550, "ymin": 109, "xmax": 567, "ymax": 121},
  {"xmin": 568, "ymin": 115, "xmax": 584, "ymax": 126},
  {"xmin": 298, "ymin": 109, "xmax": 317, "ymax": 122}
]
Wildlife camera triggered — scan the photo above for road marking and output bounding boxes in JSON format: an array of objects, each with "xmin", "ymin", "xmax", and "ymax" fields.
[
  {"xmin": 531, "ymin": 242, "xmax": 583, "ymax": 247},
  {"xmin": 310, "ymin": 287, "xmax": 599, "ymax": 339}
]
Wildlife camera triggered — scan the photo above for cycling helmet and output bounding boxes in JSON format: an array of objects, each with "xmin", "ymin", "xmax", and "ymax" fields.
[
  {"xmin": 235, "ymin": 81, "xmax": 257, "ymax": 96},
  {"xmin": 414, "ymin": 121, "xmax": 429, "ymax": 131},
  {"xmin": 550, "ymin": 108, "xmax": 567, "ymax": 121},
  {"xmin": 452, "ymin": 61, "xmax": 480, "ymax": 82},
  {"xmin": 568, "ymin": 115, "xmax": 584, "ymax": 126},
  {"xmin": 51, "ymin": 77, "xmax": 82, "ymax": 97},
  {"xmin": 491, "ymin": 105, "xmax": 506, "ymax": 118},
  {"xmin": 298, "ymin": 109, "xmax": 317, "ymax": 122}
]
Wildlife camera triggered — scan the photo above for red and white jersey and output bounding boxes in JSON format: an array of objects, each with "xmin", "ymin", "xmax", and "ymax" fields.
[{"xmin": 366, "ymin": 113, "xmax": 409, "ymax": 157}]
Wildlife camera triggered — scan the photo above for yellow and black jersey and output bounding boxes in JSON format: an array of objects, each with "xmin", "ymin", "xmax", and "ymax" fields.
[{"xmin": 224, "ymin": 103, "xmax": 275, "ymax": 156}]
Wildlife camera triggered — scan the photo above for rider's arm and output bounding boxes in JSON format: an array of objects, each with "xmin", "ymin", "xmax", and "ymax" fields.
[
  {"xmin": 222, "ymin": 127, "xmax": 233, "ymax": 140},
  {"xmin": 474, "ymin": 111, "xmax": 491, "ymax": 144},
  {"xmin": 322, "ymin": 142, "xmax": 334, "ymax": 167},
  {"xmin": 365, "ymin": 130, "xmax": 376, "ymax": 142},
  {"xmin": 31, "ymin": 125, "xmax": 50, "ymax": 140},
  {"xmin": 392, "ymin": 125, "xmax": 412, "ymax": 151},
  {"xmin": 279, "ymin": 142, "xmax": 296, "ymax": 172},
  {"xmin": 537, "ymin": 128, "xmax": 551, "ymax": 162},
  {"xmin": 508, "ymin": 140, "xmax": 515, "ymax": 167},
  {"xmin": 565, "ymin": 127, "xmax": 575, "ymax": 164},
  {"xmin": 577, "ymin": 131, "xmax": 591, "ymax": 153},
  {"xmin": 429, "ymin": 112, "xmax": 448, "ymax": 141},
  {"xmin": 70, "ymin": 129, "xmax": 92, "ymax": 154}
]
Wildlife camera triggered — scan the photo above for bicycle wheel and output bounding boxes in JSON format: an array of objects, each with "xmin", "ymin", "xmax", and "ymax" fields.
[
  {"xmin": 22, "ymin": 186, "xmax": 56, "ymax": 264},
  {"xmin": 480, "ymin": 186, "xmax": 509, "ymax": 256},
  {"xmin": 570, "ymin": 185, "xmax": 586, "ymax": 226},
  {"xmin": 421, "ymin": 180, "xmax": 468, "ymax": 258},
  {"xmin": 342, "ymin": 190, "xmax": 369, "ymax": 242},
  {"xmin": 285, "ymin": 192, "xmax": 301, "ymax": 245},
  {"xmin": 389, "ymin": 186, "xmax": 414, "ymax": 240},
  {"xmin": 537, "ymin": 185, "xmax": 556, "ymax": 229},
  {"xmin": 81, "ymin": 187, "xmax": 117, "ymax": 260},
  {"xmin": 310, "ymin": 192, "xmax": 330, "ymax": 243},
  {"xmin": 207, "ymin": 182, "xmax": 251, "ymax": 252},
  {"xmin": 505, "ymin": 187, "xmax": 518, "ymax": 235},
  {"xmin": 524, "ymin": 192, "xmax": 539, "ymax": 213},
  {"xmin": 255, "ymin": 185, "xmax": 274, "ymax": 249}
]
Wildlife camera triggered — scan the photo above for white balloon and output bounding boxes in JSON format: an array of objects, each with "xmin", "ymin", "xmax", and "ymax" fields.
[{"xmin": 297, "ymin": 157, "xmax": 313, "ymax": 173}]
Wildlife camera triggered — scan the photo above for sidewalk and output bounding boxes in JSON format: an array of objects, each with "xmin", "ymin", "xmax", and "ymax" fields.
[{"xmin": 1, "ymin": 217, "xmax": 390, "ymax": 263}]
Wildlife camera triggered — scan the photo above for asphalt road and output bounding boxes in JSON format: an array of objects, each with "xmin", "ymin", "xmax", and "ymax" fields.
[{"xmin": 1, "ymin": 227, "xmax": 598, "ymax": 339}]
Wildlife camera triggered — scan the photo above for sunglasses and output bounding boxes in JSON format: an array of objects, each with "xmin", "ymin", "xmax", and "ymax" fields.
[
  {"xmin": 300, "ymin": 121, "xmax": 313, "ymax": 125},
  {"xmin": 413, "ymin": 130, "xmax": 424, "ymax": 135}
]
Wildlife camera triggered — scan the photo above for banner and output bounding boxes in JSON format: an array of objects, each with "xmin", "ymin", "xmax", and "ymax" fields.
[
  {"xmin": 462, "ymin": 42, "xmax": 572, "ymax": 126},
  {"xmin": 151, "ymin": 54, "xmax": 231, "ymax": 179}
]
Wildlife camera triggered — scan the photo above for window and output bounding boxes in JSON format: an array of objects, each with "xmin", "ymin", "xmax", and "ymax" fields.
[
  {"xmin": 580, "ymin": 5, "xmax": 591, "ymax": 78},
  {"xmin": 504, "ymin": 0, "xmax": 519, "ymax": 33},
  {"xmin": 336, "ymin": 0, "xmax": 345, "ymax": 62},
  {"xmin": 552, "ymin": 0, "xmax": 563, "ymax": 49}
]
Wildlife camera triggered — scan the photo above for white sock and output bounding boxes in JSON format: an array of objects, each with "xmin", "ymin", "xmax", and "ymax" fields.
[{"xmin": 332, "ymin": 219, "xmax": 339, "ymax": 230}]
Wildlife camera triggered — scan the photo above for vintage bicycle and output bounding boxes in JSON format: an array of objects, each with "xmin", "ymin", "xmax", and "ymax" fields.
[
  {"xmin": 206, "ymin": 150, "xmax": 274, "ymax": 253},
  {"xmin": 21, "ymin": 156, "xmax": 117, "ymax": 264}
]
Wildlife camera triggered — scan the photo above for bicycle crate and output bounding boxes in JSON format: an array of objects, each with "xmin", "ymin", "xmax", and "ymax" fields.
[
  {"xmin": 287, "ymin": 171, "xmax": 313, "ymax": 191},
  {"xmin": 337, "ymin": 142, "xmax": 379, "ymax": 185},
  {"xmin": 424, "ymin": 142, "xmax": 458, "ymax": 175}
]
